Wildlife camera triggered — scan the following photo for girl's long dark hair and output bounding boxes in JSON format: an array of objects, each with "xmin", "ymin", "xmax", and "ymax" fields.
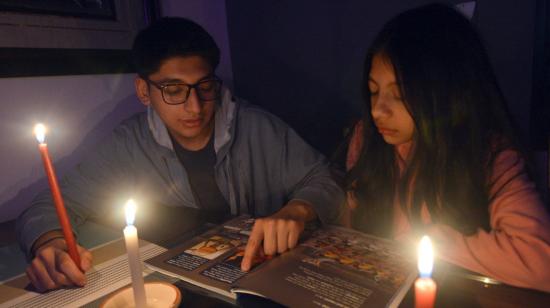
[{"xmin": 347, "ymin": 3, "xmax": 524, "ymax": 237}]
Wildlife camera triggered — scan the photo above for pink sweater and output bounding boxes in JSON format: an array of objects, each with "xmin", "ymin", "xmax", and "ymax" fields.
[{"xmin": 346, "ymin": 122, "xmax": 550, "ymax": 292}]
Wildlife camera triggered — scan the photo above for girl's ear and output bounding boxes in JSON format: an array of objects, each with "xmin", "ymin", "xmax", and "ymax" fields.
[{"xmin": 135, "ymin": 77, "xmax": 151, "ymax": 106}]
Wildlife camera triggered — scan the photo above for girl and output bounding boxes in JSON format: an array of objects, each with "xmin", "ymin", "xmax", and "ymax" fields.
[{"xmin": 345, "ymin": 3, "xmax": 550, "ymax": 291}]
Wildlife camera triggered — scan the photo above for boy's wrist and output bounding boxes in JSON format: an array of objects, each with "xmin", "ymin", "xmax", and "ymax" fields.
[
  {"xmin": 278, "ymin": 199, "xmax": 317, "ymax": 222},
  {"xmin": 31, "ymin": 230, "xmax": 65, "ymax": 256}
]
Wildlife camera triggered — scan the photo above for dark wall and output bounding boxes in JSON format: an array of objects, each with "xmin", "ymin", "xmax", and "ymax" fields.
[
  {"xmin": 532, "ymin": 0, "xmax": 550, "ymax": 149},
  {"xmin": 226, "ymin": 0, "xmax": 540, "ymax": 156},
  {"xmin": 474, "ymin": 1, "xmax": 537, "ymax": 145}
]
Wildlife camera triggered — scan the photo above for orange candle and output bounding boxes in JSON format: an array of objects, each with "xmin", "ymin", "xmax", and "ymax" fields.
[
  {"xmin": 34, "ymin": 124, "xmax": 81, "ymax": 269},
  {"xmin": 415, "ymin": 236, "xmax": 437, "ymax": 308}
]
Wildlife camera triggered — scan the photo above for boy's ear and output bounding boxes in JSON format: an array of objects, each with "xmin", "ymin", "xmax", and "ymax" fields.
[{"xmin": 135, "ymin": 77, "xmax": 151, "ymax": 106}]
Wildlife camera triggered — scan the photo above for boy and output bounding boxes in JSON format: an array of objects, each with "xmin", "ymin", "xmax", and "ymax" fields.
[{"xmin": 17, "ymin": 17, "xmax": 343, "ymax": 291}]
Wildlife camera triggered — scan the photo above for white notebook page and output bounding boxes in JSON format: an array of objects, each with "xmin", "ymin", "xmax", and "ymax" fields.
[{"xmin": 2, "ymin": 242, "xmax": 166, "ymax": 308}]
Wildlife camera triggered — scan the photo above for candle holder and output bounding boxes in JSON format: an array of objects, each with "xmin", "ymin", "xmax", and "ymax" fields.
[{"xmin": 100, "ymin": 281, "xmax": 181, "ymax": 308}]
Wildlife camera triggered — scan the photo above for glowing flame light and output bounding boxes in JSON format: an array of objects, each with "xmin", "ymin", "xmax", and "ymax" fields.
[
  {"xmin": 34, "ymin": 123, "xmax": 46, "ymax": 144},
  {"xmin": 125, "ymin": 199, "xmax": 137, "ymax": 226},
  {"xmin": 418, "ymin": 235, "xmax": 434, "ymax": 278}
]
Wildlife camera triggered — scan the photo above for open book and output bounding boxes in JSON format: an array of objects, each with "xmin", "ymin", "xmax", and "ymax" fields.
[{"xmin": 145, "ymin": 216, "xmax": 416, "ymax": 308}]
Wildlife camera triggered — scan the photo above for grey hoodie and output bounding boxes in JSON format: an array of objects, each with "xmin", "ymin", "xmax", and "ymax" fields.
[{"xmin": 16, "ymin": 89, "xmax": 344, "ymax": 258}]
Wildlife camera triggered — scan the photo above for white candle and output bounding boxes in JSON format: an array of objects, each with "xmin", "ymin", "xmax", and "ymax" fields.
[{"xmin": 123, "ymin": 199, "xmax": 146, "ymax": 308}]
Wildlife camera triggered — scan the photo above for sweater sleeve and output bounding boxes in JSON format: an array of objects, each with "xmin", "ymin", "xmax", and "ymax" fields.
[
  {"xmin": 279, "ymin": 123, "xmax": 346, "ymax": 225},
  {"xmin": 427, "ymin": 150, "xmax": 550, "ymax": 291}
]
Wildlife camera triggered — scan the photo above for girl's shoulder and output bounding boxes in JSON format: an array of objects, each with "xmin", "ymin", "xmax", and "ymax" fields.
[
  {"xmin": 486, "ymin": 140, "xmax": 533, "ymax": 200},
  {"xmin": 487, "ymin": 134, "xmax": 523, "ymax": 175}
]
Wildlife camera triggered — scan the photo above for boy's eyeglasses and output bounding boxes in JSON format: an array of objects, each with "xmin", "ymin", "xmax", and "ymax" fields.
[{"xmin": 145, "ymin": 76, "xmax": 222, "ymax": 105}]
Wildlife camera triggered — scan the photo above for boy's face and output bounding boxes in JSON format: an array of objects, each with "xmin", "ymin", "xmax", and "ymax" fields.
[{"xmin": 135, "ymin": 55, "xmax": 217, "ymax": 150}]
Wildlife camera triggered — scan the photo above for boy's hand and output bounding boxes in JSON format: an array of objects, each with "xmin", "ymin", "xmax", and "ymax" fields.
[
  {"xmin": 241, "ymin": 200, "xmax": 315, "ymax": 271},
  {"xmin": 26, "ymin": 233, "xmax": 92, "ymax": 292}
]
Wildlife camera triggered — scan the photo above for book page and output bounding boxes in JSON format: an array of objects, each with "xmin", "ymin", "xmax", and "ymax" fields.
[
  {"xmin": 145, "ymin": 216, "xmax": 268, "ymax": 298},
  {"xmin": 233, "ymin": 227, "xmax": 415, "ymax": 308}
]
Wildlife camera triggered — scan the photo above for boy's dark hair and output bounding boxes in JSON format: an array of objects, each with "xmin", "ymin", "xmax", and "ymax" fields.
[{"xmin": 132, "ymin": 17, "xmax": 220, "ymax": 79}]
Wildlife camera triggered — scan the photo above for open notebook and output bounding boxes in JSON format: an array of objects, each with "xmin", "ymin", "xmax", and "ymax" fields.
[{"xmin": 1, "ymin": 240, "xmax": 166, "ymax": 308}]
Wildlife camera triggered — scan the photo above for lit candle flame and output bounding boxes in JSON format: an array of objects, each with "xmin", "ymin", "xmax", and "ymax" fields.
[
  {"xmin": 34, "ymin": 123, "xmax": 46, "ymax": 144},
  {"xmin": 418, "ymin": 235, "xmax": 434, "ymax": 278},
  {"xmin": 125, "ymin": 199, "xmax": 137, "ymax": 226}
]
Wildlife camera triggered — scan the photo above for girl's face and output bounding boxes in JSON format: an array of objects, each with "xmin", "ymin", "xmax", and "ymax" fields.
[{"xmin": 368, "ymin": 54, "xmax": 415, "ymax": 145}]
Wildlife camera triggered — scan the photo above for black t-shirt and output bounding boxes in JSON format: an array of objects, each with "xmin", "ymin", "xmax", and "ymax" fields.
[{"xmin": 171, "ymin": 134, "xmax": 230, "ymax": 223}]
